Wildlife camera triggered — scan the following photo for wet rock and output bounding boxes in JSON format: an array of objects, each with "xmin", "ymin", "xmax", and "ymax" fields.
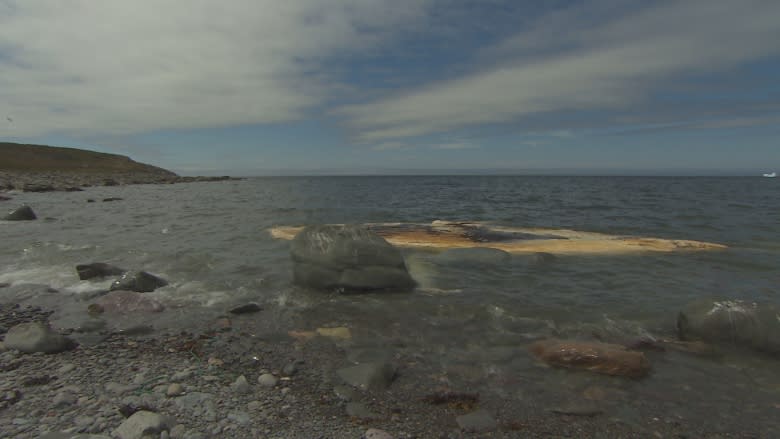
[
  {"xmin": 337, "ymin": 361, "xmax": 396, "ymax": 390},
  {"xmin": 456, "ymin": 409, "xmax": 497, "ymax": 433},
  {"xmin": 4, "ymin": 205, "xmax": 36, "ymax": 221},
  {"xmin": 76, "ymin": 262, "xmax": 126, "ymax": 280},
  {"xmin": 677, "ymin": 299, "xmax": 780, "ymax": 355},
  {"xmin": 290, "ymin": 224, "xmax": 415, "ymax": 292},
  {"xmin": 95, "ymin": 290, "xmax": 165, "ymax": 313},
  {"xmin": 550, "ymin": 401, "xmax": 604, "ymax": 417},
  {"xmin": 4, "ymin": 322, "xmax": 76, "ymax": 354},
  {"xmin": 529, "ymin": 339, "xmax": 650, "ymax": 378},
  {"xmin": 228, "ymin": 303, "xmax": 262, "ymax": 314},
  {"xmin": 110, "ymin": 271, "xmax": 168, "ymax": 293},
  {"xmin": 113, "ymin": 410, "xmax": 171, "ymax": 439},
  {"xmin": 103, "ymin": 197, "xmax": 123, "ymax": 202}
]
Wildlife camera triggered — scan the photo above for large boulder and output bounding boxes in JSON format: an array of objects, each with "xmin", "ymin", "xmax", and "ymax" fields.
[
  {"xmin": 3, "ymin": 322, "xmax": 76, "ymax": 354},
  {"xmin": 290, "ymin": 225, "xmax": 415, "ymax": 292},
  {"xmin": 677, "ymin": 299, "xmax": 780, "ymax": 355},
  {"xmin": 76, "ymin": 262, "xmax": 126, "ymax": 280},
  {"xmin": 110, "ymin": 271, "xmax": 168, "ymax": 293},
  {"xmin": 4, "ymin": 205, "xmax": 36, "ymax": 221},
  {"xmin": 529, "ymin": 339, "xmax": 650, "ymax": 378}
]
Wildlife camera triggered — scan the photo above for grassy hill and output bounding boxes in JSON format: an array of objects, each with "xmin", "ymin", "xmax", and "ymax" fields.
[{"xmin": 0, "ymin": 142, "xmax": 177, "ymax": 176}]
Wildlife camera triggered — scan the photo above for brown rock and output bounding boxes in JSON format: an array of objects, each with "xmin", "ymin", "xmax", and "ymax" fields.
[{"xmin": 529, "ymin": 339, "xmax": 650, "ymax": 378}]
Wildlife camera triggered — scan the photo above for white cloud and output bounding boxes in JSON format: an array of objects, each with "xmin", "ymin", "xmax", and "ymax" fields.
[
  {"xmin": 340, "ymin": 0, "xmax": 780, "ymax": 141},
  {"xmin": 0, "ymin": 0, "xmax": 432, "ymax": 137}
]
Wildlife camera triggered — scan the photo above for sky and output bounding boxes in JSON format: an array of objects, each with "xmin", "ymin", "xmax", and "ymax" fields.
[{"xmin": 1, "ymin": 0, "xmax": 779, "ymax": 175}]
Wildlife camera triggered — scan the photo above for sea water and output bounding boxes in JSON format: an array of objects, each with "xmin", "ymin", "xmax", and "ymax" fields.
[{"xmin": 2, "ymin": 176, "xmax": 780, "ymax": 432}]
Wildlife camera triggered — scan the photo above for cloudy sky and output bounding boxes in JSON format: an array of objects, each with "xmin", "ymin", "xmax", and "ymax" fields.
[{"xmin": 1, "ymin": 0, "xmax": 779, "ymax": 175}]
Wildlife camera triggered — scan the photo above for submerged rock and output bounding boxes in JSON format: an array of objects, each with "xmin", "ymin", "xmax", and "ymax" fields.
[
  {"xmin": 4, "ymin": 205, "xmax": 36, "ymax": 221},
  {"xmin": 677, "ymin": 299, "xmax": 780, "ymax": 355},
  {"xmin": 337, "ymin": 361, "xmax": 397, "ymax": 390},
  {"xmin": 228, "ymin": 303, "xmax": 262, "ymax": 314},
  {"xmin": 529, "ymin": 339, "xmax": 651, "ymax": 378},
  {"xmin": 456, "ymin": 409, "xmax": 498, "ymax": 433},
  {"xmin": 110, "ymin": 270, "xmax": 168, "ymax": 293},
  {"xmin": 76, "ymin": 262, "xmax": 126, "ymax": 280},
  {"xmin": 290, "ymin": 224, "xmax": 415, "ymax": 292},
  {"xmin": 95, "ymin": 290, "xmax": 165, "ymax": 313},
  {"xmin": 4, "ymin": 322, "xmax": 76, "ymax": 354}
]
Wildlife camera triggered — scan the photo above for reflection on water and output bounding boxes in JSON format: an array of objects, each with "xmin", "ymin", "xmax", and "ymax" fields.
[{"xmin": 1, "ymin": 176, "xmax": 779, "ymax": 432}]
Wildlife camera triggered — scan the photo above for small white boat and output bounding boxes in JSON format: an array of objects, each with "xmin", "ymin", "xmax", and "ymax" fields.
[{"xmin": 762, "ymin": 172, "xmax": 776, "ymax": 178}]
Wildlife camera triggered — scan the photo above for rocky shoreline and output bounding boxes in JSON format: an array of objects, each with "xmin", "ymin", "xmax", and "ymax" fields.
[
  {"xmin": 1, "ymin": 300, "xmax": 770, "ymax": 438},
  {"xmin": 0, "ymin": 170, "xmax": 237, "ymax": 193}
]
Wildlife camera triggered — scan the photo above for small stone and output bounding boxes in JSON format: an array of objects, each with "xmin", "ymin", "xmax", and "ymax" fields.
[
  {"xmin": 166, "ymin": 383, "xmax": 184, "ymax": 397},
  {"xmin": 227, "ymin": 411, "xmax": 251, "ymax": 425},
  {"xmin": 57, "ymin": 363, "xmax": 76, "ymax": 374},
  {"xmin": 53, "ymin": 391, "xmax": 77, "ymax": 408},
  {"xmin": 456, "ymin": 409, "xmax": 497, "ymax": 433},
  {"xmin": 282, "ymin": 361, "xmax": 302, "ymax": 376},
  {"xmin": 3, "ymin": 322, "xmax": 75, "ymax": 354},
  {"xmin": 257, "ymin": 373, "xmax": 278, "ymax": 388},
  {"xmin": 105, "ymin": 382, "xmax": 136, "ymax": 395},
  {"xmin": 231, "ymin": 375, "xmax": 252, "ymax": 394},
  {"xmin": 365, "ymin": 428, "xmax": 394, "ymax": 439}
]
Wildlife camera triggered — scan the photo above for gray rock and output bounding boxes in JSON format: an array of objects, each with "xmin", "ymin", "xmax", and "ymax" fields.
[
  {"xmin": 4, "ymin": 205, "xmax": 36, "ymax": 221},
  {"xmin": 39, "ymin": 433, "xmax": 111, "ymax": 439},
  {"xmin": 173, "ymin": 392, "xmax": 215, "ymax": 414},
  {"xmin": 337, "ymin": 362, "xmax": 396, "ymax": 391},
  {"xmin": 290, "ymin": 224, "xmax": 415, "ymax": 292},
  {"xmin": 227, "ymin": 411, "xmax": 250, "ymax": 425},
  {"xmin": 333, "ymin": 385, "xmax": 360, "ymax": 402},
  {"xmin": 53, "ymin": 390, "xmax": 78, "ymax": 408},
  {"xmin": 170, "ymin": 370, "xmax": 194, "ymax": 382},
  {"xmin": 3, "ymin": 322, "xmax": 76, "ymax": 354},
  {"xmin": 456, "ymin": 409, "xmax": 497, "ymax": 433},
  {"xmin": 110, "ymin": 271, "xmax": 168, "ymax": 293},
  {"xmin": 257, "ymin": 373, "xmax": 278, "ymax": 387},
  {"xmin": 231, "ymin": 375, "xmax": 252, "ymax": 394},
  {"xmin": 76, "ymin": 262, "xmax": 126, "ymax": 280},
  {"xmin": 550, "ymin": 401, "xmax": 603, "ymax": 417},
  {"xmin": 346, "ymin": 402, "xmax": 380, "ymax": 420},
  {"xmin": 677, "ymin": 299, "xmax": 780, "ymax": 354},
  {"xmin": 365, "ymin": 429, "xmax": 394, "ymax": 439},
  {"xmin": 113, "ymin": 410, "xmax": 171, "ymax": 439},
  {"xmin": 282, "ymin": 360, "xmax": 303, "ymax": 376}
]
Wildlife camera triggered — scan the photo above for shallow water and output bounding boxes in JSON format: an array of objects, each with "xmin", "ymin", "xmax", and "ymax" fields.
[{"xmin": 2, "ymin": 176, "xmax": 780, "ymax": 432}]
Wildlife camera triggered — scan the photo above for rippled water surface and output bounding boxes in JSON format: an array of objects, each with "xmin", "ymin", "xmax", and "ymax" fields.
[{"xmin": 2, "ymin": 176, "xmax": 780, "ymax": 433}]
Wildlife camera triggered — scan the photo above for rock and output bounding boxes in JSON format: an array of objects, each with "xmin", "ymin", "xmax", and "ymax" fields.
[
  {"xmin": 228, "ymin": 303, "xmax": 262, "ymax": 314},
  {"xmin": 52, "ymin": 390, "xmax": 78, "ymax": 408},
  {"xmin": 456, "ymin": 409, "xmax": 497, "ymax": 433},
  {"xmin": 550, "ymin": 401, "xmax": 604, "ymax": 416},
  {"xmin": 346, "ymin": 402, "xmax": 380, "ymax": 420},
  {"xmin": 227, "ymin": 411, "xmax": 251, "ymax": 425},
  {"xmin": 365, "ymin": 428, "xmax": 394, "ymax": 439},
  {"xmin": 529, "ymin": 339, "xmax": 650, "ymax": 378},
  {"xmin": 3, "ymin": 322, "xmax": 76, "ymax": 354},
  {"xmin": 433, "ymin": 247, "xmax": 511, "ymax": 265},
  {"xmin": 290, "ymin": 224, "xmax": 415, "ymax": 292},
  {"xmin": 166, "ymin": 383, "xmax": 184, "ymax": 397},
  {"xmin": 333, "ymin": 385, "xmax": 360, "ymax": 402},
  {"xmin": 231, "ymin": 375, "xmax": 252, "ymax": 394},
  {"xmin": 282, "ymin": 360, "xmax": 303, "ymax": 376},
  {"xmin": 110, "ymin": 271, "xmax": 168, "ymax": 293},
  {"xmin": 677, "ymin": 299, "xmax": 780, "ymax": 354},
  {"xmin": 337, "ymin": 361, "xmax": 396, "ymax": 390},
  {"xmin": 102, "ymin": 197, "xmax": 123, "ymax": 202},
  {"xmin": 257, "ymin": 373, "xmax": 278, "ymax": 387},
  {"xmin": 95, "ymin": 290, "xmax": 165, "ymax": 313},
  {"xmin": 4, "ymin": 205, "xmax": 36, "ymax": 220},
  {"xmin": 113, "ymin": 410, "xmax": 171, "ymax": 439},
  {"xmin": 76, "ymin": 262, "xmax": 126, "ymax": 280}
]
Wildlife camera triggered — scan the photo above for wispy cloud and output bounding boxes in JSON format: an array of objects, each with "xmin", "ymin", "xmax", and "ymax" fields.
[
  {"xmin": 0, "ymin": 0, "xmax": 432, "ymax": 137},
  {"xmin": 340, "ymin": 0, "xmax": 780, "ymax": 141}
]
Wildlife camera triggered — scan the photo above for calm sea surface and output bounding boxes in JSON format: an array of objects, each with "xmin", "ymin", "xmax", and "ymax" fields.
[{"xmin": 2, "ymin": 176, "xmax": 780, "ymax": 432}]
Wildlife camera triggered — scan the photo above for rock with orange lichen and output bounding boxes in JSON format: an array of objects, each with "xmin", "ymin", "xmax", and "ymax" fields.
[{"xmin": 529, "ymin": 339, "xmax": 651, "ymax": 378}]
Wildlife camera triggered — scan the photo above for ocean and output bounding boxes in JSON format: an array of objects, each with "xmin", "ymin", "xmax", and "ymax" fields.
[{"xmin": 2, "ymin": 175, "xmax": 780, "ymax": 432}]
